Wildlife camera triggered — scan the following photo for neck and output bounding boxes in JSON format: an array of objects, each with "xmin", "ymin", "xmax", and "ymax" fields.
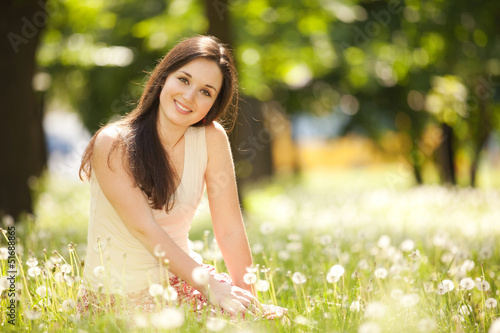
[{"xmin": 157, "ymin": 112, "xmax": 187, "ymax": 149}]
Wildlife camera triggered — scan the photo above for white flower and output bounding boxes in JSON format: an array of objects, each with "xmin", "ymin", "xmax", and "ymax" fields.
[
  {"xmin": 460, "ymin": 277, "xmax": 475, "ymax": 290},
  {"xmin": 0, "ymin": 247, "xmax": 8, "ymax": 260},
  {"xmin": 410, "ymin": 249, "xmax": 421, "ymax": 261},
  {"xmin": 479, "ymin": 246, "xmax": 493, "ymax": 260},
  {"xmin": 459, "ymin": 304, "xmax": 472, "ymax": 316},
  {"xmin": 60, "ymin": 264, "xmax": 72, "ymax": 274},
  {"xmin": 259, "ymin": 222, "xmax": 275, "ymax": 235},
  {"xmin": 377, "ymin": 235, "xmax": 391, "ymax": 249},
  {"xmin": 252, "ymin": 243, "xmax": 264, "ymax": 254},
  {"xmin": 326, "ymin": 271, "xmax": 341, "ymax": 284},
  {"xmin": 154, "ymin": 244, "xmax": 166, "ymax": 258},
  {"xmin": 350, "ymin": 300, "xmax": 361, "ymax": 312},
  {"xmin": 440, "ymin": 279, "xmax": 455, "ymax": 293},
  {"xmin": 152, "ymin": 308, "xmax": 184, "ymax": 329},
  {"xmin": 206, "ymin": 317, "xmax": 227, "ymax": 332},
  {"xmin": 391, "ymin": 289, "xmax": 404, "ymax": 300},
  {"xmin": 27, "ymin": 258, "xmax": 38, "ymax": 267},
  {"xmin": 286, "ymin": 242, "xmax": 303, "ymax": 253},
  {"xmin": 401, "ymin": 294, "xmax": 420, "ymax": 308},
  {"xmin": 28, "ymin": 266, "xmax": 41, "ymax": 277},
  {"xmin": 400, "ymin": 239, "xmax": 415, "ymax": 252},
  {"xmin": 36, "ymin": 286, "xmax": 47, "ymax": 297},
  {"xmin": 148, "ymin": 283, "xmax": 164, "ymax": 297},
  {"xmin": 364, "ymin": 302, "xmax": 386, "ymax": 318},
  {"xmin": 25, "ymin": 309, "xmax": 42, "ymax": 320},
  {"xmin": 358, "ymin": 322, "xmax": 381, "ymax": 333},
  {"xmin": 461, "ymin": 259, "xmax": 475, "ymax": 272},
  {"xmin": 54, "ymin": 272, "xmax": 64, "ymax": 283},
  {"xmin": 62, "ymin": 299, "xmax": 76, "ymax": 312},
  {"xmin": 163, "ymin": 286, "xmax": 178, "ymax": 301},
  {"xmin": 278, "ymin": 250, "xmax": 290, "ymax": 261},
  {"xmin": 330, "ymin": 264, "xmax": 345, "ymax": 278},
  {"xmin": 485, "ymin": 298, "xmax": 498, "ymax": 309},
  {"xmin": 256, "ymin": 280, "xmax": 270, "ymax": 292},
  {"xmin": 192, "ymin": 266, "xmax": 210, "ymax": 285},
  {"xmin": 489, "ymin": 318, "xmax": 500, "ymax": 333},
  {"xmin": 476, "ymin": 280, "xmax": 491, "ymax": 292},
  {"xmin": 292, "ymin": 272, "xmax": 307, "ymax": 285},
  {"xmin": 243, "ymin": 272, "xmax": 257, "ymax": 285},
  {"xmin": 375, "ymin": 268, "xmax": 388, "ymax": 279},
  {"xmin": 44, "ymin": 260, "xmax": 55, "ymax": 270},
  {"xmin": 93, "ymin": 266, "xmax": 105, "ymax": 279}
]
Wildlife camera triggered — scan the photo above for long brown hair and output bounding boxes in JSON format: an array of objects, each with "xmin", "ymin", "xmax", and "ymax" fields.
[{"xmin": 79, "ymin": 35, "xmax": 239, "ymax": 211}]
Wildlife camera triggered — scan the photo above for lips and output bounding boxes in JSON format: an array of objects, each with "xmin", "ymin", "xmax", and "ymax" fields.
[{"xmin": 174, "ymin": 100, "xmax": 192, "ymax": 115}]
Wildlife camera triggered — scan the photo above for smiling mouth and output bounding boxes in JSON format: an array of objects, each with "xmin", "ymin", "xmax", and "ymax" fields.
[{"xmin": 174, "ymin": 100, "xmax": 192, "ymax": 113}]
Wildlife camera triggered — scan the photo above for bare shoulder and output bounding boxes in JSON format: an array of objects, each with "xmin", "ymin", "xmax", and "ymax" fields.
[
  {"xmin": 93, "ymin": 124, "xmax": 126, "ymax": 164},
  {"xmin": 205, "ymin": 121, "xmax": 229, "ymax": 144}
]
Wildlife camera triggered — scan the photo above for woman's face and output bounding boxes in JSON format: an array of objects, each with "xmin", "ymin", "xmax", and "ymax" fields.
[{"xmin": 159, "ymin": 58, "xmax": 223, "ymax": 128}]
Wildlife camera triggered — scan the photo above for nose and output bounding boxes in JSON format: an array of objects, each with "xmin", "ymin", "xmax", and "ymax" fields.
[{"xmin": 183, "ymin": 86, "xmax": 195, "ymax": 102}]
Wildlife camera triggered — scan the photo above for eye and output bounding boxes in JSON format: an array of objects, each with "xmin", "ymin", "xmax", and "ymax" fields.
[
  {"xmin": 178, "ymin": 77, "xmax": 189, "ymax": 84},
  {"xmin": 201, "ymin": 89, "xmax": 211, "ymax": 97}
]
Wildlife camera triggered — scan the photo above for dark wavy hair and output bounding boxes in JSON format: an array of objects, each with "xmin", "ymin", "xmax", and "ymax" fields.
[{"xmin": 79, "ymin": 35, "xmax": 239, "ymax": 212}]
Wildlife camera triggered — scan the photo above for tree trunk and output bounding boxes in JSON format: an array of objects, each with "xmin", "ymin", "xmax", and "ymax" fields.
[
  {"xmin": 0, "ymin": 0, "xmax": 47, "ymax": 218},
  {"xmin": 470, "ymin": 97, "xmax": 492, "ymax": 188},
  {"xmin": 204, "ymin": 0, "xmax": 273, "ymax": 197},
  {"xmin": 437, "ymin": 123, "xmax": 456, "ymax": 185}
]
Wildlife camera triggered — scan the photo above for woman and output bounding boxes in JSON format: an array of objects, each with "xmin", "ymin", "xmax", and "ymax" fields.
[{"xmin": 77, "ymin": 35, "xmax": 285, "ymax": 319}]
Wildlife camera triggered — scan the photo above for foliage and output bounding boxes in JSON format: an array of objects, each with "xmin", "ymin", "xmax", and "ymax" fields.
[{"xmin": 1, "ymin": 172, "xmax": 500, "ymax": 332}]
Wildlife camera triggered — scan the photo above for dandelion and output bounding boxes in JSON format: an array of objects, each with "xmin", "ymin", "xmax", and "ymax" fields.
[
  {"xmin": 0, "ymin": 276, "xmax": 8, "ymax": 293},
  {"xmin": 93, "ymin": 266, "xmax": 105, "ymax": 279},
  {"xmin": 319, "ymin": 234, "xmax": 332, "ymax": 245},
  {"xmin": 424, "ymin": 282, "xmax": 434, "ymax": 293},
  {"xmin": 460, "ymin": 277, "xmax": 475, "ymax": 290},
  {"xmin": 257, "ymin": 280, "xmax": 270, "ymax": 292},
  {"xmin": 163, "ymin": 286, "xmax": 178, "ymax": 301},
  {"xmin": 36, "ymin": 286, "xmax": 47, "ymax": 297},
  {"xmin": 243, "ymin": 272, "xmax": 257, "ymax": 285},
  {"xmin": 485, "ymin": 298, "xmax": 498, "ymax": 309},
  {"xmin": 133, "ymin": 313, "xmax": 149, "ymax": 328},
  {"xmin": 479, "ymin": 246, "xmax": 493, "ymax": 260},
  {"xmin": 417, "ymin": 318, "xmax": 437, "ymax": 332},
  {"xmin": 292, "ymin": 272, "xmax": 307, "ymax": 285},
  {"xmin": 25, "ymin": 308, "xmax": 42, "ymax": 320},
  {"xmin": 278, "ymin": 250, "xmax": 290, "ymax": 261},
  {"xmin": 62, "ymin": 299, "xmax": 76, "ymax": 312},
  {"xmin": 54, "ymin": 272, "xmax": 64, "ymax": 283},
  {"xmin": 410, "ymin": 249, "xmax": 421, "ymax": 261},
  {"xmin": 44, "ymin": 260, "xmax": 55, "ymax": 270},
  {"xmin": 246, "ymin": 265, "xmax": 258, "ymax": 273},
  {"xmin": 459, "ymin": 304, "xmax": 472, "ymax": 316},
  {"xmin": 390, "ymin": 289, "xmax": 404, "ymax": 300},
  {"xmin": 27, "ymin": 257, "xmax": 38, "ymax": 267},
  {"xmin": 28, "ymin": 266, "xmax": 41, "ymax": 277},
  {"xmin": 192, "ymin": 266, "xmax": 210, "ymax": 285},
  {"xmin": 149, "ymin": 283, "xmax": 164, "ymax": 297},
  {"xmin": 375, "ymin": 268, "xmax": 388, "ymax": 279},
  {"xmin": 295, "ymin": 315, "xmax": 309, "ymax": 325},
  {"xmin": 190, "ymin": 240, "xmax": 204, "ymax": 252},
  {"xmin": 476, "ymin": 280, "xmax": 491, "ymax": 292},
  {"xmin": 0, "ymin": 247, "xmax": 8, "ymax": 260},
  {"xmin": 330, "ymin": 264, "xmax": 345, "ymax": 277},
  {"xmin": 327, "ymin": 271, "xmax": 341, "ymax": 284},
  {"xmin": 377, "ymin": 235, "xmax": 391, "ymax": 249},
  {"xmin": 490, "ymin": 318, "xmax": 500, "ymax": 333},
  {"xmin": 286, "ymin": 242, "xmax": 303, "ymax": 253},
  {"xmin": 252, "ymin": 243, "xmax": 264, "ymax": 254},
  {"xmin": 60, "ymin": 264, "xmax": 72, "ymax": 274},
  {"xmin": 401, "ymin": 294, "xmax": 420, "ymax": 308},
  {"xmin": 260, "ymin": 222, "xmax": 275, "ymax": 235},
  {"xmin": 461, "ymin": 259, "xmax": 475, "ymax": 272},
  {"xmin": 400, "ymin": 239, "xmax": 415, "ymax": 252},
  {"xmin": 152, "ymin": 308, "xmax": 184, "ymax": 329},
  {"xmin": 358, "ymin": 322, "xmax": 381, "ymax": 333},
  {"xmin": 206, "ymin": 317, "xmax": 227, "ymax": 332},
  {"xmin": 350, "ymin": 300, "xmax": 361, "ymax": 312},
  {"xmin": 364, "ymin": 301, "xmax": 386, "ymax": 318},
  {"xmin": 441, "ymin": 279, "xmax": 455, "ymax": 292}
]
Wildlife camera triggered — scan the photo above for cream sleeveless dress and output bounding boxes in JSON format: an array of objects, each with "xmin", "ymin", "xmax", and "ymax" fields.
[{"xmin": 81, "ymin": 126, "xmax": 206, "ymax": 295}]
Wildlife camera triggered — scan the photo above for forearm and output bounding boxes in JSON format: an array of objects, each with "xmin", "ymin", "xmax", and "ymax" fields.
[{"xmin": 216, "ymin": 228, "xmax": 254, "ymax": 293}]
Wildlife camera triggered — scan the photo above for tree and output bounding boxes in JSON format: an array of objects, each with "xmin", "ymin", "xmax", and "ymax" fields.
[{"xmin": 0, "ymin": 0, "xmax": 47, "ymax": 218}]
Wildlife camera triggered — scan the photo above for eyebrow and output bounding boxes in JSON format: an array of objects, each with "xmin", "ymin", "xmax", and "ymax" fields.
[{"xmin": 179, "ymin": 71, "xmax": 218, "ymax": 93}]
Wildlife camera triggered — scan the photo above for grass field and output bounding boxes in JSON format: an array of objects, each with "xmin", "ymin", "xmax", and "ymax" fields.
[{"xmin": 1, "ymin": 167, "xmax": 499, "ymax": 332}]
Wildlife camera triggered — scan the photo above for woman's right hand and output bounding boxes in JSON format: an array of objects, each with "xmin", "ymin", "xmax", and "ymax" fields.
[{"xmin": 206, "ymin": 278, "xmax": 259, "ymax": 316}]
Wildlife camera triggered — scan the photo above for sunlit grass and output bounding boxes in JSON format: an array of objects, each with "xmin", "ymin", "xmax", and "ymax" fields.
[{"xmin": 1, "ymin": 168, "xmax": 499, "ymax": 332}]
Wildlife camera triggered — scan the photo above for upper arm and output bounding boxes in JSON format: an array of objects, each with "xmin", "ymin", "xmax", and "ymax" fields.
[
  {"xmin": 205, "ymin": 122, "xmax": 243, "ymax": 237},
  {"xmin": 92, "ymin": 127, "xmax": 157, "ymax": 237}
]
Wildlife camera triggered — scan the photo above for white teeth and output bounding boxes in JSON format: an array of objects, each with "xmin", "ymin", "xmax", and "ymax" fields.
[{"xmin": 175, "ymin": 100, "xmax": 191, "ymax": 112}]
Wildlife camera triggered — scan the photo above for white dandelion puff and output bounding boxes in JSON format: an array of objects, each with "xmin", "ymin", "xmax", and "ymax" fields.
[
  {"xmin": 461, "ymin": 259, "xmax": 475, "ymax": 272},
  {"xmin": 133, "ymin": 313, "xmax": 149, "ymax": 328},
  {"xmin": 27, "ymin": 258, "xmax": 38, "ymax": 267},
  {"xmin": 93, "ymin": 266, "xmax": 105, "ymax": 279},
  {"xmin": 152, "ymin": 308, "xmax": 184, "ymax": 329},
  {"xmin": 0, "ymin": 247, "xmax": 8, "ymax": 260},
  {"xmin": 25, "ymin": 309, "xmax": 42, "ymax": 320},
  {"xmin": 489, "ymin": 318, "xmax": 500, "ymax": 333},
  {"xmin": 441, "ymin": 279, "xmax": 455, "ymax": 292},
  {"xmin": 364, "ymin": 301, "xmax": 386, "ymax": 318},
  {"xmin": 252, "ymin": 243, "xmax": 264, "ymax": 254},
  {"xmin": 163, "ymin": 286, "xmax": 178, "ymax": 301},
  {"xmin": 350, "ymin": 300, "xmax": 361, "ymax": 312},
  {"xmin": 278, "ymin": 250, "xmax": 290, "ymax": 261},
  {"xmin": 154, "ymin": 244, "xmax": 166, "ymax": 258},
  {"xmin": 256, "ymin": 280, "xmax": 270, "ymax": 292},
  {"xmin": 28, "ymin": 266, "xmax": 41, "ymax": 277},
  {"xmin": 292, "ymin": 272, "xmax": 307, "ymax": 285},
  {"xmin": 60, "ymin": 264, "xmax": 72, "ymax": 274},
  {"xmin": 259, "ymin": 222, "xmax": 275, "ymax": 235},
  {"xmin": 476, "ymin": 280, "xmax": 491, "ymax": 292},
  {"xmin": 375, "ymin": 268, "xmax": 388, "ymax": 279},
  {"xmin": 326, "ymin": 271, "xmax": 341, "ymax": 283},
  {"xmin": 62, "ymin": 299, "xmax": 76, "ymax": 312},
  {"xmin": 417, "ymin": 318, "xmax": 436, "ymax": 332},
  {"xmin": 36, "ymin": 286, "xmax": 47, "ymax": 297},
  {"xmin": 206, "ymin": 317, "xmax": 227, "ymax": 332},
  {"xmin": 377, "ymin": 235, "xmax": 391, "ymax": 249},
  {"xmin": 148, "ymin": 283, "xmax": 164, "ymax": 297},
  {"xmin": 330, "ymin": 264, "xmax": 345, "ymax": 277},
  {"xmin": 410, "ymin": 249, "xmax": 421, "ymax": 261},
  {"xmin": 243, "ymin": 272, "xmax": 257, "ymax": 285},
  {"xmin": 400, "ymin": 239, "xmax": 415, "ymax": 252},
  {"xmin": 485, "ymin": 298, "xmax": 498, "ymax": 309},
  {"xmin": 459, "ymin": 304, "xmax": 472, "ymax": 316},
  {"xmin": 401, "ymin": 293, "xmax": 420, "ymax": 308},
  {"xmin": 286, "ymin": 242, "xmax": 303, "ymax": 253},
  {"xmin": 460, "ymin": 277, "xmax": 475, "ymax": 290},
  {"xmin": 391, "ymin": 289, "xmax": 404, "ymax": 300},
  {"xmin": 192, "ymin": 266, "xmax": 210, "ymax": 285}
]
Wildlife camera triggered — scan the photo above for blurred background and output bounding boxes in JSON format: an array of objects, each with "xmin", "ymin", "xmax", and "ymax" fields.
[{"xmin": 1, "ymin": 0, "xmax": 500, "ymax": 218}]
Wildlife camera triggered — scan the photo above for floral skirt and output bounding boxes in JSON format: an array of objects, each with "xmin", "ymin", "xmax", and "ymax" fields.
[{"xmin": 77, "ymin": 264, "xmax": 231, "ymax": 315}]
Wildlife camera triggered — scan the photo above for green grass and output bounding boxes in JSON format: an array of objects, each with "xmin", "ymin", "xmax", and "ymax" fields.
[{"xmin": 1, "ymin": 168, "xmax": 500, "ymax": 332}]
